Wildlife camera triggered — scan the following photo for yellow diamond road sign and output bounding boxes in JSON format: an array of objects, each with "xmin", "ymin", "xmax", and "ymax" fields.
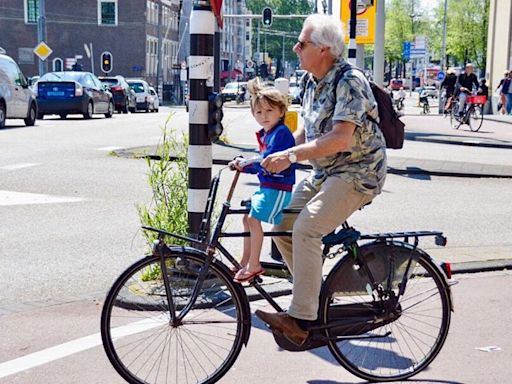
[{"xmin": 33, "ymin": 42, "xmax": 53, "ymax": 61}]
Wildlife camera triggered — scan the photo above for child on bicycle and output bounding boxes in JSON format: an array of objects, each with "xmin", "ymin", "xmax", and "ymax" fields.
[{"xmin": 228, "ymin": 78, "xmax": 295, "ymax": 283}]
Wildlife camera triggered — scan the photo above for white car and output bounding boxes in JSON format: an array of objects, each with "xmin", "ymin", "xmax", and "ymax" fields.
[
  {"xmin": 126, "ymin": 79, "xmax": 152, "ymax": 112},
  {"xmin": 148, "ymin": 86, "xmax": 159, "ymax": 112},
  {"xmin": 221, "ymin": 81, "xmax": 246, "ymax": 102},
  {"xmin": 0, "ymin": 53, "xmax": 38, "ymax": 127}
]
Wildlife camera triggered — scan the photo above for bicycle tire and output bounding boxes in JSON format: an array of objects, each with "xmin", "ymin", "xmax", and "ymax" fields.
[
  {"xmin": 101, "ymin": 251, "xmax": 248, "ymax": 384},
  {"xmin": 450, "ymin": 104, "xmax": 461, "ymax": 129},
  {"xmin": 469, "ymin": 105, "xmax": 484, "ymax": 132},
  {"xmin": 320, "ymin": 242, "xmax": 451, "ymax": 382}
]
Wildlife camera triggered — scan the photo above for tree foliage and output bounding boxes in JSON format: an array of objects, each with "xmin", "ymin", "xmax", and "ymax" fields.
[{"xmin": 245, "ymin": 0, "xmax": 313, "ymax": 64}]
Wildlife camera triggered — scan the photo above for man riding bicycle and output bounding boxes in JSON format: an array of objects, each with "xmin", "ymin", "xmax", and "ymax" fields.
[
  {"xmin": 456, "ymin": 63, "xmax": 479, "ymax": 117},
  {"xmin": 440, "ymin": 68, "xmax": 457, "ymax": 112}
]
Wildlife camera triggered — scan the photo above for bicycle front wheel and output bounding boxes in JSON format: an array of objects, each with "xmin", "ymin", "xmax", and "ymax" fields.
[
  {"xmin": 321, "ymin": 242, "xmax": 451, "ymax": 382},
  {"xmin": 101, "ymin": 251, "xmax": 248, "ymax": 384},
  {"xmin": 469, "ymin": 105, "xmax": 484, "ymax": 132}
]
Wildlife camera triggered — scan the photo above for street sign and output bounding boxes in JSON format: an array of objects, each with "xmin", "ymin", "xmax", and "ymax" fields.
[
  {"xmin": 340, "ymin": 0, "xmax": 376, "ymax": 44},
  {"xmin": 33, "ymin": 41, "xmax": 52, "ymax": 61},
  {"xmin": 437, "ymin": 71, "xmax": 446, "ymax": 81},
  {"xmin": 402, "ymin": 41, "xmax": 411, "ymax": 61},
  {"xmin": 410, "ymin": 48, "xmax": 426, "ymax": 58},
  {"xmin": 246, "ymin": 59, "xmax": 254, "ymax": 69}
]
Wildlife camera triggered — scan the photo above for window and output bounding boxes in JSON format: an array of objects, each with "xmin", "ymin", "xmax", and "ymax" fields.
[
  {"xmin": 25, "ymin": 0, "xmax": 39, "ymax": 24},
  {"xmin": 52, "ymin": 58, "xmax": 63, "ymax": 72},
  {"xmin": 98, "ymin": 0, "xmax": 117, "ymax": 26}
]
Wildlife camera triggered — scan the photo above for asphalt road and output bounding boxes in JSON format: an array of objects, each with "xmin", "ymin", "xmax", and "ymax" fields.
[{"xmin": 0, "ymin": 106, "xmax": 511, "ymax": 383}]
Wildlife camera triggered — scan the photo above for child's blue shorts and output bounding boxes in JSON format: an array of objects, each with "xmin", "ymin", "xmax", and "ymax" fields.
[{"xmin": 249, "ymin": 187, "xmax": 292, "ymax": 225}]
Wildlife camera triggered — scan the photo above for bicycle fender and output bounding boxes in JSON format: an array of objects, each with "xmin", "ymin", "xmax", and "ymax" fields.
[{"xmin": 164, "ymin": 245, "xmax": 253, "ymax": 346}]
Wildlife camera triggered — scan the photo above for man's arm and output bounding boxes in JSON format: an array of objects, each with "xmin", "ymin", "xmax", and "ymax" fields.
[{"xmin": 261, "ymin": 121, "xmax": 356, "ymax": 173}]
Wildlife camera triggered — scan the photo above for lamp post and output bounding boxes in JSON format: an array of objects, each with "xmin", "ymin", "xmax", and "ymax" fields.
[{"xmin": 440, "ymin": 0, "xmax": 448, "ymax": 71}]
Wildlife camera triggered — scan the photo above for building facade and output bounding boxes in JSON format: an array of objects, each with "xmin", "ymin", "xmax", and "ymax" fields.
[
  {"xmin": 0, "ymin": 0, "xmax": 181, "ymax": 91},
  {"xmin": 486, "ymin": 0, "xmax": 512, "ymax": 92}
]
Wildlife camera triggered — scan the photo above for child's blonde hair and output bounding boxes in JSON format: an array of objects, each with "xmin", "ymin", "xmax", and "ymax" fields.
[{"xmin": 247, "ymin": 78, "xmax": 288, "ymax": 117}]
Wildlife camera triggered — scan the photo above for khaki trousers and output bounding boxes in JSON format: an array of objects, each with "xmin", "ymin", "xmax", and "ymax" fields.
[{"xmin": 272, "ymin": 176, "xmax": 374, "ymax": 320}]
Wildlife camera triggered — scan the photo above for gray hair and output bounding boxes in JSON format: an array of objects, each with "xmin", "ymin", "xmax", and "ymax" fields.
[{"xmin": 304, "ymin": 14, "xmax": 345, "ymax": 59}]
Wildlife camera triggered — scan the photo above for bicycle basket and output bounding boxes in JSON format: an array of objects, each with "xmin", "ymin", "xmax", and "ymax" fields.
[{"xmin": 467, "ymin": 95, "xmax": 486, "ymax": 105}]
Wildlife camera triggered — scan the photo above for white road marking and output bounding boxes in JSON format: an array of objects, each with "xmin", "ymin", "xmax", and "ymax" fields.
[
  {"xmin": 0, "ymin": 163, "xmax": 40, "ymax": 171},
  {"xmin": 0, "ymin": 191, "xmax": 85, "ymax": 206},
  {"xmin": 0, "ymin": 316, "xmax": 165, "ymax": 378},
  {"xmin": 96, "ymin": 146, "xmax": 123, "ymax": 151}
]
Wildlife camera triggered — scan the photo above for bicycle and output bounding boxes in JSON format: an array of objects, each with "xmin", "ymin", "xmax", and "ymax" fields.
[
  {"xmin": 419, "ymin": 96, "xmax": 430, "ymax": 115},
  {"xmin": 101, "ymin": 168, "xmax": 455, "ymax": 384},
  {"xmin": 450, "ymin": 94, "xmax": 486, "ymax": 132}
]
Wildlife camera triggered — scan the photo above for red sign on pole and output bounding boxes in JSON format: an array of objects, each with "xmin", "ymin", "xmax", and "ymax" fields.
[{"xmin": 211, "ymin": 0, "xmax": 223, "ymax": 29}]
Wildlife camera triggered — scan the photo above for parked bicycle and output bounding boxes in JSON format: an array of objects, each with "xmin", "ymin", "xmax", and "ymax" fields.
[
  {"xmin": 101, "ymin": 168, "xmax": 455, "ymax": 384},
  {"xmin": 451, "ymin": 94, "xmax": 486, "ymax": 132}
]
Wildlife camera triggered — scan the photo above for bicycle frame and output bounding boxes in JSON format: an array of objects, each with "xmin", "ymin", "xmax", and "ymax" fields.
[{"xmin": 143, "ymin": 168, "xmax": 452, "ymax": 329}]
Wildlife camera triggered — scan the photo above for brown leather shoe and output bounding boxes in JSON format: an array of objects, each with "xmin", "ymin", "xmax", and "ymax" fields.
[{"xmin": 255, "ymin": 310, "xmax": 309, "ymax": 346}]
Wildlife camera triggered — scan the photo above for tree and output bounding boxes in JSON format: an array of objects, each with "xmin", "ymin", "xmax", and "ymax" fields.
[{"xmin": 245, "ymin": 0, "xmax": 313, "ymax": 72}]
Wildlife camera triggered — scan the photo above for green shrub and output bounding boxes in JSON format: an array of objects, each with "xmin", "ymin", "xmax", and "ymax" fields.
[{"xmin": 138, "ymin": 114, "xmax": 189, "ymax": 249}]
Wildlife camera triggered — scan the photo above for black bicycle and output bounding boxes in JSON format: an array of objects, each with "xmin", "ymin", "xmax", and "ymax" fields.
[
  {"xmin": 450, "ymin": 94, "xmax": 486, "ymax": 132},
  {"xmin": 101, "ymin": 168, "xmax": 455, "ymax": 383}
]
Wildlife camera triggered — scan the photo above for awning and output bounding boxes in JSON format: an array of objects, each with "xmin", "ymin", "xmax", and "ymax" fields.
[{"xmin": 220, "ymin": 69, "xmax": 242, "ymax": 80}]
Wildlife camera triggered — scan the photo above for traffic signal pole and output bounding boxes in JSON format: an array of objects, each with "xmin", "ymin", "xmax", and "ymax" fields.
[{"xmin": 188, "ymin": 1, "xmax": 215, "ymax": 236}]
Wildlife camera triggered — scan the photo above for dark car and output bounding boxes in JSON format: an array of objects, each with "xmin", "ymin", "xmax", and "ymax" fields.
[
  {"xmin": 36, "ymin": 71, "xmax": 114, "ymax": 119},
  {"xmin": 98, "ymin": 75, "xmax": 136, "ymax": 113}
]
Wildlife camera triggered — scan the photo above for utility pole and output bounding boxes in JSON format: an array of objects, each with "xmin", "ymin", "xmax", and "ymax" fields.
[
  {"xmin": 440, "ymin": 0, "xmax": 448, "ymax": 71},
  {"xmin": 156, "ymin": 0, "xmax": 163, "ymax": 97},
  {"xmin": 188, "ymin": 0, "xmax": 215, "ymax": 235},
  {"xmin": 257, "ymin": 23, "xmax": 260, "ymax": 65},
  {"xmin": 347, "ymin": 0, "xmax": 357, "ymax": 65},
  {"xmin": 373, "ymin": 0, "xmax": 385, "ymax": 86},
  {"xmin": 37, "ymin": 0, "xmax": 47, "ymax": 75}
]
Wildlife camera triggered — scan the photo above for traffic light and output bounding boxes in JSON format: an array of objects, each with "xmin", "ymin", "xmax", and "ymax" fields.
[
  {"xmin": 208, "ymin": 93, "xmax": 224, "ymax": 141},
  {"xmin": 262, "ymin": 7, "xmax": 272, "ymax": 27},
  {"xmin": 101, "ymin": 52, "xmax": 113, "ymax": 73}
]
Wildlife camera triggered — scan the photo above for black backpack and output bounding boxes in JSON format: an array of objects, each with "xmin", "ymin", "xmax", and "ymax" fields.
[{"xmin": 334, "ymin": 64, "xmax": 405, "ymax": 149}]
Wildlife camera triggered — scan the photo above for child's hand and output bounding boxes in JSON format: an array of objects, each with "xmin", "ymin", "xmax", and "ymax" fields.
[{"xmin": 228, "ymin": 157, "xmax": 244, "ymax": 171}]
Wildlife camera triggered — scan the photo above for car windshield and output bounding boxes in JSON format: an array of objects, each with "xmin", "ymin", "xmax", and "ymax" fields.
[
  {"xmin": 224, "ymin": 83, "xmax": 238, "ymax": 90},
  {"xmin": 39, "ymin": 72, "xmax": 85, "ymax": 82},
  {"xmin": 128, "ymin": 83, "xmax": 145, "ymax": 93}
]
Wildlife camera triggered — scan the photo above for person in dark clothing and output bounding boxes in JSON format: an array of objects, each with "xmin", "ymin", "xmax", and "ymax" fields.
[
  {"xmin": 497, "ymin": 71, "xmax": 510, "ymax": 114},
  {"xmin": 456, "ymin": 63, "xmax": 479, "ymax": 116},
  {"xmin": 441, "ymin": 69, "xmax": 457, "ymax": 112},
  {"xmin": 477, "ymin": 79, "xmax": 488, "ymax": 98}
]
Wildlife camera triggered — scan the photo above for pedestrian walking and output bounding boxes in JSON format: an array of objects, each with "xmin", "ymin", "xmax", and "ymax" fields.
[{"xmin": 496, "ymin": 71, "xmax": 509, "ymax": 114}]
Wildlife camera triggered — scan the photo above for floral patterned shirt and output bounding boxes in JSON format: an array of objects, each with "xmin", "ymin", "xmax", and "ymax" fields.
[{"xmin": 301, "ymin": 59, "xmax": 387, "ymax": 195}]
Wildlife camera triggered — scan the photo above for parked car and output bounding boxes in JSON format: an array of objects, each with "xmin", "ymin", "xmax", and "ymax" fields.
[
  {"xmin": 98, "ymin": 75, "xmax": 136, "ymax": 113},
  {"xmin": 0, "ymin": 53, "xmax": 38, "ymax": 128},
  {"xmin": 221, "ymin": 81, "xmax": 246, "ymax": 102},
  {"xmin": 148, "ymin": 86, "xmax": 159, "ymax": 112},
  {"xmin": 423, "ymin": 85, "xmax": 439, "ymax": 99},
  {"xmin": 36, "ymin": 71, "xmax": 114, "ymax": 119},
  {"xmin": 126, "ymin": 79, "xmax": 152, "ymax": 112},
  {"xmin": 389, "ymin": 78, "xmax": 404, "ymax": 91}
]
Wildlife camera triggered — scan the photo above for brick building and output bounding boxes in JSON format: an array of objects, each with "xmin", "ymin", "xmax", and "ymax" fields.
[{"xmin": 0, "ymin": 0, "xmax": 181, "ymax": 91}]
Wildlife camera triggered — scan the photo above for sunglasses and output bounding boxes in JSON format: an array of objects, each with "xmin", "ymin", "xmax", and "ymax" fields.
[{"xmin": 297, "ymin": 40, "xmax": 315, "ymax": 50}]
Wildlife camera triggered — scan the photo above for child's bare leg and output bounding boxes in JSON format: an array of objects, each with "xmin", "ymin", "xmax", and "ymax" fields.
[
  {"xmin": 238, "ymin": 214, "xmax": 251, "ymax": 268},
  {"xmin": 246, "ymin": 215, "xmax": 264, "ymax": 272}
]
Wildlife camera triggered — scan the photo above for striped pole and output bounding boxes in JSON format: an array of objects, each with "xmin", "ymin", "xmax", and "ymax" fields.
[
  {"xmin": 188, "ymin": 1, "xmax": 215, "ymax": 235},
  {"xmin": 348, "ymin": 0, "xmax": 357, "ymax": 66}
]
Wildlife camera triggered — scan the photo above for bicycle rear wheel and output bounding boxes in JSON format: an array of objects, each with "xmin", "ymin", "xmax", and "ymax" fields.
[
  {"xmin": 321, "ymin": 242, "xmax": 451, "ymax": 382},
  {"xmin": 450, "ymin": 104, "xmax": 461, "ymax": 129},
  {"xmin": 469, "ymin": 105, "xmax": 484, "ymax": 132},
  {"xmin": 101, "ymin": 251, "xmax": 248, "ymax": 384}
]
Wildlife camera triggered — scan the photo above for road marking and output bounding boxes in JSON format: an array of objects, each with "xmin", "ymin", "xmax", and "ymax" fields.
[
  {"xmin": 0, "ymin": 317, "xmax": 164, "ymax": 378},
  {"xmin": 0, "ymin": 163, "xmax": 40, "ymax": 171},
  {"xmin": 96, "ymin": 146, "xmax": 123, "ymax": 151},
  {"xmin": 0, "ymin": 190, "xmax": 85, "ymax": 206}
]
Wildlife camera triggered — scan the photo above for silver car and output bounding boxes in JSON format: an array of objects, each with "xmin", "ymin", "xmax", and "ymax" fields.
[{"xmin": 0, "ymin": 53, "xmax": 37, "ymax": 128}]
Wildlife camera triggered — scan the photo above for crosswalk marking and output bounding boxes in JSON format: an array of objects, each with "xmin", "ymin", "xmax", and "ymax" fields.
[
  {"xmin": 0, "ymin": 190, "xmax": 85, "ymax": 206},
  {"xmin": 0, "ymin": 163, "xmax": 40, "ymax": 171}
]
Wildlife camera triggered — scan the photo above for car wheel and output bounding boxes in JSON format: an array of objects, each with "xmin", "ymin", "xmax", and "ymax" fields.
[
  {"xmin": 59, "ymin": 114, "xmax": 67, "ymax": 120},
  {"xmin": 24, "ymin": 102, "xmax": 37, "ymax": 126},
  {"xmin": 0, "ymin": 102, "xmax": 6, "ymax": 128},
  {"xmin": 83, "ymin": 101, "xmax": 94, "ymax": 119},
  {"xmin": 105, "ymin": 100, "xmax": 114, "ymax": 118}
]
